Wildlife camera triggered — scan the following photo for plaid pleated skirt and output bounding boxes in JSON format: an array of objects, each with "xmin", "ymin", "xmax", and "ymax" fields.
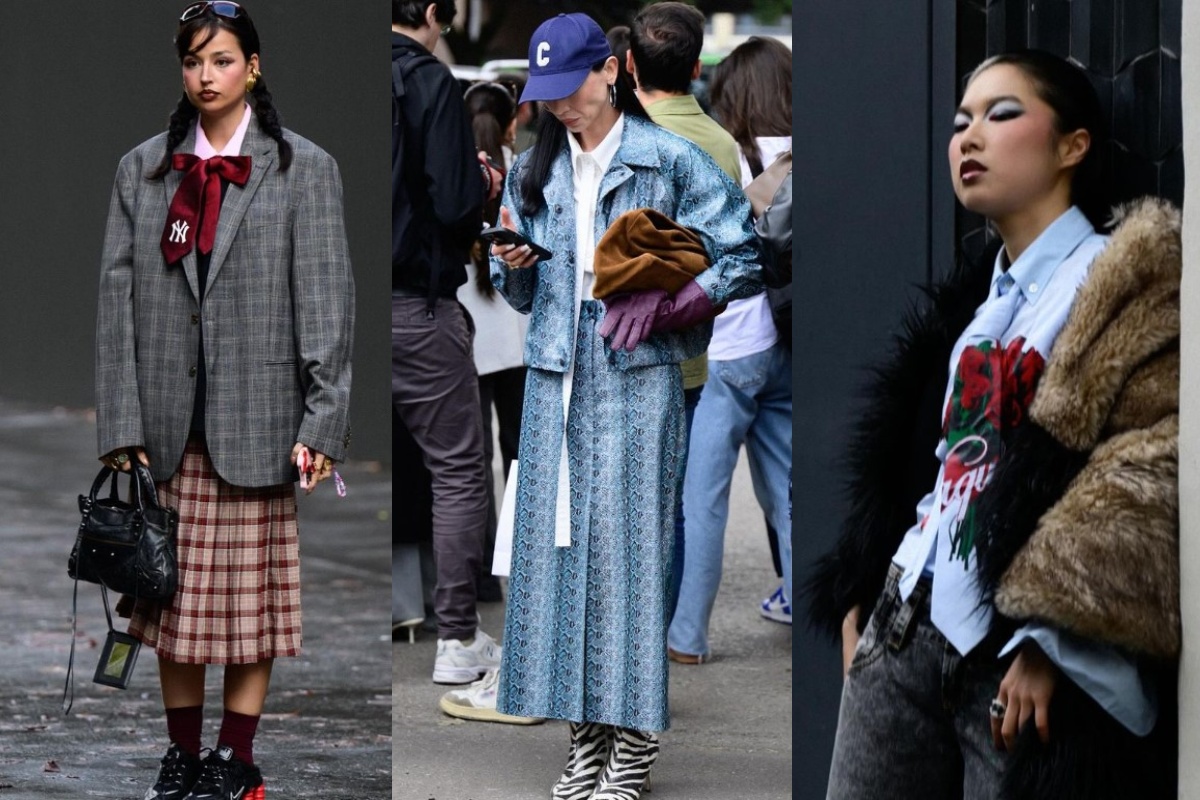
[{"xmin": 125, "ymin": 438, "xmax": 302, "ymax": 664}]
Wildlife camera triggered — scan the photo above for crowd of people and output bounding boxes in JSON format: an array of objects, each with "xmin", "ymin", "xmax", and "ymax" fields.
[{"xmin": 392, "ymin": 1, "xmax": 791, "ymax": 797}]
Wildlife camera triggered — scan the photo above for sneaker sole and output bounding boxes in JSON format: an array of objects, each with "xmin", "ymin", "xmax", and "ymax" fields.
[
  {"xmin": 432, "ymin": 665, "xmax": 492, "ymax": 684},
  {"xmin": 759, "ymin": 608, "xmax": 793, "ymax": 625},
  {"xmin": 437, "ymin": 695, "xmax": 544, "ymax": 725}
]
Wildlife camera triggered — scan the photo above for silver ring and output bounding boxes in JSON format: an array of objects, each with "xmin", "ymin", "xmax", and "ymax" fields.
[{"xmin": 989, "ymin": 699, "xmax": 1006, "ymax": 720}]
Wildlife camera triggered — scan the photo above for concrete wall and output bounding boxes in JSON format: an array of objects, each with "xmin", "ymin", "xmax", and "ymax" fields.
[{"xmin": 1178, "ymin": 3, "xmax": 1198, "ymax": 796}]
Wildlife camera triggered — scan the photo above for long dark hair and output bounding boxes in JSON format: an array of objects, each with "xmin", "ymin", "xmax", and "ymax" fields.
[
  {"xmin": 148, "ymin": 3, "xmax": 292, "ymax": 180},
  {"xmin": 709, "ymin": 37, "xmax": 792, "ymax": 177},
  {"xmin": 518, "ymin": 58, "xmax": 648, "ymax": 218},
  {"xmin": 465, "ymin": 82, "xmax": 516, "ymax": 296},
  {"xmin": 968, "ymin": 50, "xmax": 1111, "ymax": 230}
]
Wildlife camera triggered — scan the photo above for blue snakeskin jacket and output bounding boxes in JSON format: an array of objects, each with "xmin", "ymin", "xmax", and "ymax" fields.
[{"xmin": 490, "ymin": 114, "xmax": 763, "ymax": 372}]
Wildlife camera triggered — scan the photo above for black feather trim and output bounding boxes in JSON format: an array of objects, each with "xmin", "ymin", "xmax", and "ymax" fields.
[
  {"xmin": 972, "ymin": 421, "xmax": 1089, "ymax": 608},
  {"xmin": 803, "ymin": 250, "xmax": 995, "ymax": 640}
]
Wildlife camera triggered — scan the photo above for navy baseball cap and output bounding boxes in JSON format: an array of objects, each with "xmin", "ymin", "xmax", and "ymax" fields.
[{"xmin": 520, "ymin": 13, "xmax": 612, "ymax": 103}]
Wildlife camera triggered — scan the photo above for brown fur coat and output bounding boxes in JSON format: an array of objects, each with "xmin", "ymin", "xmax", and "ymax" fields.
[{"xmin": 995, "ymin": 197, "xmax": 1181, "ymax": 658}]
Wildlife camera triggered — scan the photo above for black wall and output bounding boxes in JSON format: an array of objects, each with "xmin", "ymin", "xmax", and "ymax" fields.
[
  {"xmin": 956, "ymin": 0, "xmax": 1183, "ymax": 260},
  {"xmin": 794, "ymin": 2, "xmax": 957, "ymax": 793},
  {"xmin": 0, "ymin": 2, "xmax": 391, "ymax": 463}
]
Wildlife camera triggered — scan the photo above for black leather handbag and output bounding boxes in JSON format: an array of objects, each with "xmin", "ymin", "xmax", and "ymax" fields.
[{"xmin": 68, "ymin": 464, "xmax": 179, "ymax": 600}]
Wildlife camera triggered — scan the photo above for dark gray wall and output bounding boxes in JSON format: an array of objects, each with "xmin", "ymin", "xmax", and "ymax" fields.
[
  {"xmin": 0, "ymin": 2, "xmax": 391, "ymax": 463},
  {"xmin": 794, "ymin": 2, "xmax": 956, "ymax": 793}
]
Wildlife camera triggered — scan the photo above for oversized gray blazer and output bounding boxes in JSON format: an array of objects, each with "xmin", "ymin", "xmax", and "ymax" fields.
[{"xmin": 96, "ymin": 118, "xmax": 354, "ymax": 487}]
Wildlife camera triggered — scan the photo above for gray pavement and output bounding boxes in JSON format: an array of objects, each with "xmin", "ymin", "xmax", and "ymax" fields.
[
  {"xmin": 392, "ymin": 452, "xmax": 793, "ymax": 800},
  {"xmin": 0, "ymin": 399, "xmax": 392, "ymax": 799}
]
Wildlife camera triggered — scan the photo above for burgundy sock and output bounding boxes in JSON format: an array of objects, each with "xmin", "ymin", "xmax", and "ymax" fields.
[
  {"xmin": 165, "ymin": 705, "xmax": 204, "ymax": 757},
  {"xmin": 217, "ymin": 709, "xmax": 261, "ymax": 765}
]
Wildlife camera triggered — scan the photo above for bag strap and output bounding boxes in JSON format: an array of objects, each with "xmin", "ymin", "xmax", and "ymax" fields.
[
  {"xmin": 62, "ymin": 567, "xmax": 80, "ymax": 715},
  {"xmin": 132, "ymin": 463, "xmax": 162, "ymax": 511},
  {"xmin": 63, "ymin": 578, "xmax": 120, "ymax": 716},
  {"xmin": 745, "ymin": 150, "xmax": 792, "ymax": 219}
]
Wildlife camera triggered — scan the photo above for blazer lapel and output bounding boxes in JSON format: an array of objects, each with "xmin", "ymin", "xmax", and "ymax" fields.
[
  {"xmin": 164, "ymin": 127, "xmax": 201, "ymax": 301},
  {"xmin": 203, "ymin": 118, "xmax": 277, "ymax": 299}
]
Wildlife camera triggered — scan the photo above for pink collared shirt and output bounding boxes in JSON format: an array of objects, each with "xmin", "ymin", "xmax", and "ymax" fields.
[{"xmin": 193, "ymin": 103, "xmax": 253, "ymax": 158}]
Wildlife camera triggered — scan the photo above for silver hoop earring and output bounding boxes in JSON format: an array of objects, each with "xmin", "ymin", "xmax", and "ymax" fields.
[{"xmin": 608, "ymin": 83, "xmax": 618, "ymax": 108}]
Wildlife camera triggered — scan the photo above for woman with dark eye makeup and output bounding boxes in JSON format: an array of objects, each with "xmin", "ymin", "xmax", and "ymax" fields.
[
  {"xmin": 807, "ymin": 50, "xmax": 1180, "ymax": 799},
  {"xmin": 95, "ymin": 3, "xmax": 353, "ymax": 798}
]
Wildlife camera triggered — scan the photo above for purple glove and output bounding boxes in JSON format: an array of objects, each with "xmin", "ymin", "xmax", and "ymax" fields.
[
  {"xmin": 650, "ymin": 280, "xmax": 718, "ymax": 333},
  {"xmin": 598, "ymin": 281, "xmax": 718, "ymax": 352},
  {"xmin": 598, "ymin": 289, "xmax": 669, "ymax": 352}
]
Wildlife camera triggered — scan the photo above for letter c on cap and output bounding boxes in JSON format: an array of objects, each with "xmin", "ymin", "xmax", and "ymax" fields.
[{"xmin": 537, "ymin": 42, "xmax": 551, "ymax": 67}]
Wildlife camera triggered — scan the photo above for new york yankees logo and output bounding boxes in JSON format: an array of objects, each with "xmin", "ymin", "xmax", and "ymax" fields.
[{"xmin": 168, "ymin": 219, "xmax": 190, "ymax": 244}]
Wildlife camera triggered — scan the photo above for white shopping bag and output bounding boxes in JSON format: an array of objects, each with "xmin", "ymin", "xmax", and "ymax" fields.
[{"xmin": 492, "ymin": 460, "xmax": 518, "ymax": 577}]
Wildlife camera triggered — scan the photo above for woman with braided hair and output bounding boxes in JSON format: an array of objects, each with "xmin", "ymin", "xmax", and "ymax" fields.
[{"xmin": 94, "ymin": 3, "xmax": 354, "ymax": 798}]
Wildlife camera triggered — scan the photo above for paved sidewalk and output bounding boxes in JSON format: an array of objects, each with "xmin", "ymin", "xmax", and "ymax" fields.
[
  {"xmin": 0, "ymin": 399, "xmax": 392, "ymax": 799},
  {"xmin": 392, "ymin": 452, "xmax": 793, "ymax": 800}
]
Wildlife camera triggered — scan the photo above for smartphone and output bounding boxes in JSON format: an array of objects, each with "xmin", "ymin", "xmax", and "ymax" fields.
[{"xmin": 479, "ymin": 226, "xmax": 553, "ymax": 261}]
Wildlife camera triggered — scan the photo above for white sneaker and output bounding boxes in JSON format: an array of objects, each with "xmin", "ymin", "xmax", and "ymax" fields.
[
  {"xmin": 438, "ymin": 668, "xmax": 544, "ymax": 725},
  {"xmin": 433, "ymin": 629, "xmax": 502, "ymax": 684},
  {"xmin": 759, "ymin": 584, "xmax": 792, "ymax": 625}
]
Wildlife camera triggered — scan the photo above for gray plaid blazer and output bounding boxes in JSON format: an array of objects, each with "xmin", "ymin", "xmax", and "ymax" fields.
[{"xmin": 96, "ymin": 119, "xmax": 355, "ymax": 486}]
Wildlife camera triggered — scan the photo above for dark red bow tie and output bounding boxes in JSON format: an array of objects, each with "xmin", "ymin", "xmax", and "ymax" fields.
[{"xmin": 161, "ymin": 153, "xmax": 252, "ymax": 265}]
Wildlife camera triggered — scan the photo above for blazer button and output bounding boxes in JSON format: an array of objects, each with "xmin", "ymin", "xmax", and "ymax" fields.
[
  {"xmin": 188, "ymin": 366, "xmax": 197, "ymax": 377},
  {"xmin": 191, "ymin": 313, "xmax": 200, "ymax": 325}
]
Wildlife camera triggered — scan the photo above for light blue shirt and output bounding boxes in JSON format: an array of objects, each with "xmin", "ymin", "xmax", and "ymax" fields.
[{"xmin": 891, "ymin": 206, "xmax": 1155, "ymax": 735}]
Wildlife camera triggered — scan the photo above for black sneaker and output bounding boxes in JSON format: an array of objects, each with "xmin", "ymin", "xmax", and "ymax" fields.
[
  {"xmin": 144, "ymin": 743, "xmax": 201, "ymax": 800},
  {"xmin": 181, "ymin": 746, "xmax": 264, "ymax": 800}
]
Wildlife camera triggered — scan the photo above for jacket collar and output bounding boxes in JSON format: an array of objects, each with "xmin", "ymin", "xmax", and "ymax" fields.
[{"xmin": 163, "ymin": 115, "xmax": 277, "ymax": 301}]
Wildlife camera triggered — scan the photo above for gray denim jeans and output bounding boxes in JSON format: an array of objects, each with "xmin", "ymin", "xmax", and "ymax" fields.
[
  {"xmin": 392, "ymin": 294, "xmax": 488, "ymax": 640},
  {"xmin": 826, "ymin": 566, "xmax": 1009, "ymax": 800}
]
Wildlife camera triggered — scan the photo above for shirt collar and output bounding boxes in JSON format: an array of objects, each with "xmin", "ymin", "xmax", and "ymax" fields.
[
  {"xmin": 566, "ymin": 113, "xmax": 625, "ymax": 175},
  {"xmin": 194, "ymin": 103, "xmax": 253, "ymax": 159},
  {"xmin": 991, "ymin": 205, "xmax": 1096, "ymax": 306},
  {"xmin": 642, "ymin": 94, "xmax": 702, "ymax": 117}
]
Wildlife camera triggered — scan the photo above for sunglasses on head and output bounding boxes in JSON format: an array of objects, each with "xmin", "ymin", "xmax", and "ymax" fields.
[{"xmin": 180, "ymin": 1, "xmax": 244, "ymax": 22}]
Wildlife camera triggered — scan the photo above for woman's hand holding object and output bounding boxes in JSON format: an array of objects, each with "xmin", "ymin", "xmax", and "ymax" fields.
[
  {"xmin": 101, "ymin": 446, "xmax": 149, "ymax": 473},
  {"xmin": 491, "ymin": 207, "xmax": 539, "ymax": 269},
  {"xmin": 598, "ymin": 280, "xmax": 718, "ymax": 352},
  {"xmin": 292, "ymin": 442, "xmax": 335, "ymax": 495}
]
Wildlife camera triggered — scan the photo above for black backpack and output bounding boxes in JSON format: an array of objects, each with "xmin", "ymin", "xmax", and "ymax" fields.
[
  {"xmin": 392, "ymin": 51, "xmax": 437, "ymax": 213},
  {"xmin": 392, "ymin": 51, "xmax": 442, "ymax": 309}
]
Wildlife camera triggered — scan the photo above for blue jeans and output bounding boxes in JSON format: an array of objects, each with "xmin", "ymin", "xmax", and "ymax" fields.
[
  {"xmin": 667, "ymin": 343, "xmax": 792, "ymax": 657},
  {"xmin": 666, "ymin": 385, "xmax": 704, "ymax": 624},
  {"xmin": 827, "ymin": 567, "xmax": 1006, "ymax": 799}
]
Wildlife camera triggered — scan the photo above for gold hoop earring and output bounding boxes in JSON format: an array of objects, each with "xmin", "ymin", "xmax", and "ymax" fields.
[{"xmin": 246, "ymin": 70, "xmax": 260, "ymax": 93}]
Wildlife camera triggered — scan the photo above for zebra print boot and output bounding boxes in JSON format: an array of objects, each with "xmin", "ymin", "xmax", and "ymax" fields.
[
  {"xmin": 591, "ymin": 727, "xmax": 659, "ymax": 799},
  {"xmin": 551, "ymin": 722, "xmax": 611, "ymax": 800}
]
